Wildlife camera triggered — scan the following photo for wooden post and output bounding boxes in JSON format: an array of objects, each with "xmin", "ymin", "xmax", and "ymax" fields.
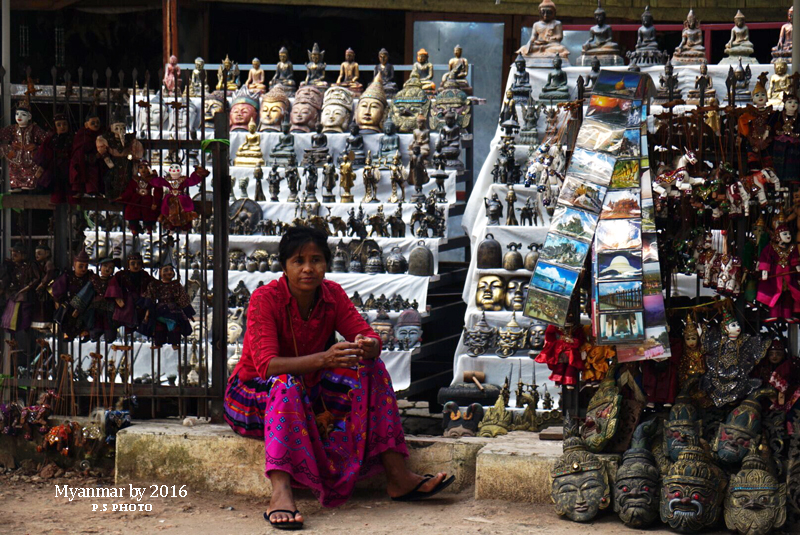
[
  {"xmin": 210, "ymin": 111, "xmax": 229, "ymax": 421},
  {"xmin": 793, "ymin": 0, "xmax": 800, "ymax": 74},
  {"xmin": 163, "ymin": 0, "xmax": 179, "ymax": 66}
]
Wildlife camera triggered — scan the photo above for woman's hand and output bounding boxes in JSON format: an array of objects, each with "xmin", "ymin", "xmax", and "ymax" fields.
[
  {"xmin": 318, "ymin": 341, "xmax": 363, "ymax": 370},
  {"xmin": 355, "ymin": 334, "xmax": 380, "ymax": 360}
]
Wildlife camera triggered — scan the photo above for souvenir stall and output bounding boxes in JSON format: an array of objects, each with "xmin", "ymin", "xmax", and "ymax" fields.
[{"xmin": 444, "ymin": 2, "xmax": 800, "ymax": 531}]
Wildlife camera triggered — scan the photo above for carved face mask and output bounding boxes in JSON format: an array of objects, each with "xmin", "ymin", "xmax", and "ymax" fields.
[
  {"xmin": 395, "ymin": 325, "xmax": 422, "ymax": 347},
  {"xmin": 204, "ymin": 98, "xmax": 223, "ymax": 124},
  {"xmin": 476, "ymin": 275, "xmax": 504, "ymax": 311},
  {"xmin": 528, "ymin": 323, "xmax": 546, "ymax": 350},
  {"xmin": 660, "ymin": 446, "xmax": 724, "ymax": 532},
  {"xmin": 553, "ymin": 471, "xmax": 609, "ymax": 522},
  {"xmin": 505, "ymin": 277, "xmax": 529, "ymax": 311},
  {"xmin": 355, "ymin": 98, "xmax": 386, "ymax": 133},
  {"xmin": 581, "ymin": 371, "xmax": 622, "ymax": 453},
  {"xmin": 724, "ymin": 452, "xmax": 787, "ymax": 535},
  {"xmin": 226, "ymin": 322, "xmax": 243, "ymax": 344},
  {"xmin": 665, "ymin": 424, "xmax": 699, "ymax": 462},
  {"xmin": 229, "ymin": 102, "xmax": 257, "ymax": 131},
  {"xmin": 616, "ymin": 476, "xmax": 660, "ymax": 528},
  {"xmin": 716, "ymin": 426, "xmax": 755, "ymax": 465},
  {"xmin": 371, "ymin": 321, "xmax": 394, "ymax": 346},
  {"xmin": 390, "ymin": 81, "xmax": 430, "ymax": 133},
  {"xmin": 290, "ymin": 103, "xmax": 318, "ymax": 132},
  {"xmin": 260, "ymin": 99, "xmax": 289, "ymax": 131},
  {"xmin": 321, "ymin": 104, "xmax": 350, "ymax": 132}
]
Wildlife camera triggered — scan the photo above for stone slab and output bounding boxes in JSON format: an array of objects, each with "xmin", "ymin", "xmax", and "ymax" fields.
[{"xmin": 114, "ymin": 420, "xmax": 490, "ymax": 498}]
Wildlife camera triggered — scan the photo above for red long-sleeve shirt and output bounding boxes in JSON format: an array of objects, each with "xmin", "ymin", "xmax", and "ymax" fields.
[{"xmin": 231, "ymin": 275, "xmax": 381, "ymax": 383}]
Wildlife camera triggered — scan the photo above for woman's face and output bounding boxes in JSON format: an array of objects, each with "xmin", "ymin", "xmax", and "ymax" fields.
[{"xmin": 284, "ymin": 242, "xmax": 327, "ymax": 293}]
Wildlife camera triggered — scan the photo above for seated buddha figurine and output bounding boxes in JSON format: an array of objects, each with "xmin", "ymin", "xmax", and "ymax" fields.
[
  {"xmin": 768, "ymin": 59, "xmax": 792, "ymax": 106},
  {"xmin": 441, "ymin": 45, "xmax": 472, "ymax": 95},
  {"xmin": 655, "ymin": 59, "xmax": 681, "ymax": 104},
  {"xmin": 722, "ymin": 10, "xmax": 756, "ymax": 65},
  {"xmin": 626, "ymin": 6, "xmax": 667, "ymax": 66},
  {"xmin": 344, "ymin": 123, "xmax": 366, "ymax": 167},
  {"xmin": 439, "ymin": 111, "xmax": 464, "ymax": 172},
  {"xmin": 269, "ymin": 121, "xmax": 296, "ymax": 167},
  {"xmin": 335, "ymin": 48, "xmax": 363, "ymax": 96},
  {"xmin": 269, "ymin": 47, "xmax": 296, "ymax": 96},
  {"xmin": 577, "ymin": 1, "xmax": 623, "ymax": 66},
  {"xmin": 518, "ymin": 0, "xmax": 571, "ymax": 67},
  {"xmin": 302, "ymin": 43, "xmax": 328, "ymax": 89},
  {"xmin": 538, "ymin": 56, "xmax": 570, "ymax": 102},
  {"xmin": 245, "ymin": 58, "xmax": 267, "ymax": 94},
  {"xmin": 188, "ymin": 57, "xmax": 209, "ymax": 97},
  {"xmin": 411, "ymin": 49, "xmax": 436, "ymax": 94},
  {"xmin": 772, "ymin": 7, "xmax": 793, "ymax": 62},
  {"xmin": 509, "ymin": 53, "xmax": 532, "ymax": 104},
  {"xmin": 379, "ymin": 117, "xmax": 400, "ymax": 161},
  {"xmin": 302, "ymin": 123, "xmax": 329, "ymax": 166},
  {"xmin": 216, "ymin": 55, "xmax": 239, "ymax": 92},
  {"xmin": 673, "ymin": 9, "xmax": 705, "ymax": 65},
  {"xmin": 686, "ymin": 60, "xmax": 717, "ymax": 105},
  {"xmin": 374, "ymin": 48, "xmax": 398, "ymax": 97},
  {"xmin": 233, "ymin": 118, "xmax": 265, "ymax": 167}
]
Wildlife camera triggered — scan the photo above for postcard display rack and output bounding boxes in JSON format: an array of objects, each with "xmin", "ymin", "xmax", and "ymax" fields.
[{"xmin": 120, "ymin": 90, "xmax": 473, "ymax": 393}]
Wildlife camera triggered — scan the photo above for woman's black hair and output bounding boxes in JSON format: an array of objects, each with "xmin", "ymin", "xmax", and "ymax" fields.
[{"xmin": 278, "ymin": 225, "xmax": 331, "ymax": 268}]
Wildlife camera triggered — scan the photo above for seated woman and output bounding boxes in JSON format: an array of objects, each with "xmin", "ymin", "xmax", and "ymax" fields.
[{"xmin": 224, "ymin": 226, "xmax": 453, "ymax": 529}]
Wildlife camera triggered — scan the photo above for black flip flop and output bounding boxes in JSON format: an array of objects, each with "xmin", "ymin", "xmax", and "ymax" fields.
[
  {"xmin": 391, "ymin": 474, "xmax": 456, "ymax": 502},
  {"xmin": 264, "ymin": 509, "xmax": 304, "ymax": 530}
]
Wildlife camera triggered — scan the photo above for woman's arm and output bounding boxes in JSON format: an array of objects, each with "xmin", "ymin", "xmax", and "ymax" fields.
[
  {"xmin": 330, "ymin": 283, "xmax": 383, "ymax": 359},
  {"xmin": 266, "ymin": 342, "xmax": 364, "ymax": 376}
]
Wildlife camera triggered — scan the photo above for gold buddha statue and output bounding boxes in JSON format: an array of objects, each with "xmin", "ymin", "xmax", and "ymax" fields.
[
  {"xmin": 216, "ymin": 55, "xmax": 239, "ymax": 91},
  {"xmin": 355, "ymin": 75, "xmax": 387, "ymax": 134},
  {"xmin": 411, "ymin": 49, "xmax": 436, "ymax": 93},
  {"xmin": 233, "ymin": 118, "xmax": 265, "ymax": 167},
  {"xmin": 335, "ymin": 48, "xmax": 363, "ymax": 96},
  {"xmin": 768, "ymin": 59, "xmax": 792, "ymax": 106},
  {"xmin": 441, "ymin": 45, "xmax": 472, "ymax": 94},
  {"xmin": 518, "ymin": 0, "xmax": 571, "ymax": 66},
  {"xmin": 245, "ymin": 58, "xmax": 267, "ymax": 94}
]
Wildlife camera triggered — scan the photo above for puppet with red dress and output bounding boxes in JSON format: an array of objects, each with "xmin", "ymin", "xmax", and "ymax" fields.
[
  {"xmin": 151, "ymin": 164, "xmax": 208, "ymax": 231},
  {"xmin": 535, "ymin": 323, "xmax": 586, "ymax": 388},
  {"xmin": 118, "ymin": 161, "xmax": 163, "ymax": 235},
  {"xmin": 69, "ymin": 111, "xmax": 104, "ymax": 200},
  {"xmin": 34, "ymin": 112, "xmax": 73, "ymax": 204},
  {"xmin": 756, "ymin": 223, "xmax": 800, "ymax": 321}
]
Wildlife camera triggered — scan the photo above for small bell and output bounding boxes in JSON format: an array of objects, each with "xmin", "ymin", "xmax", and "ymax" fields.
[
  {"xmin": 269, "ymin": 254, "xmax": 282, "ymax": 273},
  {"xmin": 477, "ymin": 233, "xmax": 502, "ymax": 269},
  {"xmin": 408, "ymin": 240, "xmax": 434, "ymax": 276},
  {"xmin": 245, "ymin": 257, "xmax": 258, "ymax": 273},
  {"xmin": 503, "ymin": 242, "xmax": 523, "ymax": 271},
  {"xmin": 525, "ymin": 243, "xmax": 540, "ymax": 271},
  {"xmin": 385, "ymin": 246, "xmax": 408, "ymax": 274},
  {"xmin": 349, "ymin": 255, "xmax": 364, "ymax": 273},
  {"xmin": 365, "ymin": 249, "xmax": 385, "ymax": 274},
  {"xmin": 331, "ymin": 245, "xmax": 349, "ymax": 273}
]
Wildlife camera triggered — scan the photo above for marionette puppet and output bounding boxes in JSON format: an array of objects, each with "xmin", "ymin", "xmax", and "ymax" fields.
[
  {"xmin": 0, "ymin": 101, "xmax": 48, "ymax": 191},
  {"xmin": 756, "ymin": 223, "xmax": 800, "ymax": 321},
  {"xmin": 77, "ymin": 258, "xmax": 118, "ymax": 342},
  {"xmin": 95, "ymin": 106, "xmax": 143, "ymax": 201},
  {"xmin": 118, "ymin": 161, "xmax": 163, "ymax": 235},
  {"xmin": 535, "ymin": 322, "xmax": 586, "ymax": 389},
  {"xmin": 151, "ymin": 164, "xmax": 209, "ymax": 231},
  {"xmin": 52, "ymin": 250, "xmax": 95, "ymax": 341},
  {"xmin": 0, "ymin": 244, "xmax": 38, "ymax": 332},
  {"xmin": 30, "ymin": 243, "xmax": 58, "ymax": 332},
  {"xmin": 34, "ymin": 112, "xmax": 73, "ymax": 204},
  {"xmin": 770, "ymin": 91, "xmax": 800, "ymax": 185},
  {"xmin": 69, "ymin": 110, "xmax": 104, "ymax": 200},
  {"xmin": 140, "ymin": 264, "xmax": 196, "ymax": 350},
  {"xmin": 737, "ymin": 79, "xmax": 774, "ymax": 173},
  {"xmin": 105, "ymin": 252, "xmax": 155, "ymax": 331}
]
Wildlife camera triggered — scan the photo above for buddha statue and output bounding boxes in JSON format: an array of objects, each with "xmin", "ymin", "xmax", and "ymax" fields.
[
  {"xmin": 233, "ymin": 118, "xmax": 265, "ymax": 167},
  {"xmin": 772, "ymin": 7, "xmax": 793, "ymax": 62},
  {"xmin": 290, "ymin": 85, "xmax": 323, "ymax": 133},
  {"xmin": 269, "ymin": 121, "xmax": 296, "ymax": 167},
  {"xmin": 258, "ymin": 86, "xmax": 290, "ymax": 132},
  {"xmin": 510, "ymin": 54, "xmax": 532, "ymax": 104},
  {"xmin": 204, "ymin": 91, "xmax": 225, "ymax": 127},
  {"xmin": 430, "ymin": 79, "xmax": 472, "ymax": 132},
  {"xmin": 216, "ymin": 55, "xmax": 239, "ymax": 92},
  {"xmin": 320, "ymin": 86, "xmax": 353, "ymax": 133},
  {"xmin": 538, "ymin": 56, "xmax": 570, "ymax": 102},
  {"xmin": 585, "ymin": 57, "xmax": 601, "ymax": 93},
  {"xmin": 409, "ymin": 113, "xmax": 430, "ymax": 161},
  {"xmin": 519, "ymin": 99, "xmax": 541, "ymax": 145},
  {"xmin": 518, "ymin": 0, "xmax": 571, "ymax": 66},
  {"xmin": 302, "ymin": 43, "xmax": 328, "ymax": 89},
  {"xmin": 390, "ymin": 75, "xmax": 430, "ymax": 134},
  {"xmin": 627, "ymin": 6, "xmax": 667, "ymax": 66},
  {"xmin": 655, "ymin": 59, "xmax": 680, "ymax": 104},
  {"xmin": 477, "ymin": 395, "xmax": 513, "ymax": 438},
  {"xmin": 729, "ymin": 60, "xmax": 753, "ymax": 104},
  {"xmin": 344, "ymin": 123, "xmax": 366, "ymax": 167},
  {"xmin": 355, "ymin": 75, "xmax": 387, "ymax": 134},
  {"xmin": 673, "ymin": 9, "xmax": 705, "ymax": 65},
  {"xmin": 441, "ymin": 44, "xmax": 472, "ymax": 95},
  {"xmin": 270, "ymin": 47, "xmax": 296, "ymax": 96},
  {"xmin": 245, "ymin": 58, "xmax": 267, "ymax": 94},
  {"xmin": 686, "ymin": 60, "xmax": 717, "ymax": 105},
  {"xmin": 379, "ymin": 117, "xmax": 400, "ymax": 161},
  {"xmin": 373, "ymin": 48, "xmax": 398, "ymax": 97},
  {"xmin": 439, "ymin": 111, "xmax": 463, "ymax": 172},
  {"xmin": 724, "ymin": 447, "xmax": 787, "ymax": 535},
  {"xmin": 229, "ymin": 88, "xmax": 259, "ymax": 132},
  {"xmin": 577, "ymin": 1, "xmax": 623, "ymax": 66},
  {"xmin": 768, "ymin": 59, "xmax": 792, "ymax": 107},
  {"xmin": 335, "ymin": 48, "xmax": 363, "ymax": 96},
  {"xmin": 550, "ymin": 416, "xmax": 611, "ymax": 522},
  {"xmin": 411, "ymin": 48, "xmax": 436, "ymax": 93},
  {"xmin": 722, "ymin": 10, "xmax": 756, "ymax": 65},
  {"xmin": 302, "ymin": 123, "xmax": 329, "ymax": 167},
  {"xmin": 188, "ymin": 57, "xmax": 209, "ymax": 97}
]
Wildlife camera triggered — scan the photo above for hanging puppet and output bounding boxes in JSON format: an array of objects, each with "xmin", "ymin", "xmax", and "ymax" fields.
[
  {"xmin": 95, "ymin": 106, "xmax": 143, "ymax": 201},
  {"xmin": 140, "ymin": 264, "xmax": 196, "ymax": 350},
  {"xmin": 151, "ymin": 164, "xmax": 209, "ymax": 231},
  {"xmin": 534, "ymin": 323, "xmax": 586, "ymax": 388},
  {"xmin": 0, "ymin": 244, "xmax": 38, "ymax": 332},
  {"xmin": 69, "ymin": 109, "xmax": 104, "ymax": 200},
  {"xmin": 118, "ymin": 160, "xmax": 163, "ymax": 235},
  {"xmin": 0, "ymin": 100, "xmax": 48, "ymax": 191},
  {"xmin": 34, "ymin": 112, "xmax": 73, "ymax": 204},
  {"xmin": 30, "ymin": 243, "xmax": 58, "ymax": 332},
  {"xmin": 756, "ymin": 223, "xmax": 800, "ymax": 321},
  {"xmin": 52, "ymin": 250, "xmax": 95, "ymax": 341},
  {"xmin": 105, "ymin": 252, "xmax": 155, "ymax": 331}
]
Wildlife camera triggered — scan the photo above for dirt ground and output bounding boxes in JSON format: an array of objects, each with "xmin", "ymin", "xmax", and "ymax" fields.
[{"xmin": 0, "ymin": 470, "xmax": 732, "ymax": 535}]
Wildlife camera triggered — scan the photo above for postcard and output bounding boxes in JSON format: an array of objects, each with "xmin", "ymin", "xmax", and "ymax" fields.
[
  {"xmin": 558, "ymin": 176, "xmax": 607, "ymax": 213},
  {"xmin": 540, "ymin": 233, "xmax": 591, "ymax": 269},
  {"xmin": 595, "ymin": 219, "xmax": 642, "ymax": 251},
  {"xmin": 615, "ymin": 129, "xmax": 641, "ymax": 159},
  {"xmin": 643, "ymin": 262, "xmax": 663, "ymax": 296},
  {"xmin": 575, "ymin": 120, "xmax": 627, "ymax": 155},
  {"xmin": 597, "ymin": 281, "xmax": 643, "ymax": 312},
  {"xmin": 550, "ymin": 206, "xmax": 599, "ymax": 242},
  {"xmin": 598, "ymin": 311, "xmax": 645, "ymax": 344},
  {"xmin": 600, "ymin": 189, "xmax": 641, "ymax": 220},
  {"xmin": 529, "ymin": 261, "xmax": 580, "ymax": 297},
  {"xmin": 596, "ymin": 250, "xmax": 643, "ymax": 280},
  {"xmin": 616, "ymin": 325, "xmax": 671, "ymax": 362},
  {"xmin": 641, "ymin": 199, "xmax": 656, "ymax": 232},
  {"xmin": 586, "ymin": 96, "xmax": 642, "ymax": 128},
  {"xmin": 644, "ymin": 294, "xmax": 666, "ymax": 325},
  {"xmin": 592, "ymin": 71, "xmax": 647, "ymax": 99},
  {"xmin": 643, "ymin": 233, "xmax": 659, "ymax": 262},
  {"xmin": 523, "ymin": 287, "xmax": 572, "ymax": 326},
  {"xmin": 567, "ymin": 148, "xmax": 615, "ymax": 185},
  {"xmin": 609, "ymin": 159, "xmax": 640, "ymax": 189}
]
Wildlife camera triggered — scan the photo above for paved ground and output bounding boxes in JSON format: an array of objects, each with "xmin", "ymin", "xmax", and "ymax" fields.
[{"xmin": 0, "ymin": 469, "xmax": 733, "ymax": 535}]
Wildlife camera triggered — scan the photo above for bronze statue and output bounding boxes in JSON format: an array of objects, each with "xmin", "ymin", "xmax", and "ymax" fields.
[
  {"xmin": 338, "ymin": 151, "xmax": 355, "ymax": 203},
  {"xmin": 216, "ymin": 55, "xmax": 239, "ymax": 91},
  {"xmin": 245, "ymin": 58, "xmax": 267, "ymax": 93},
  {"xmin": 233, "ymin": 119, "xmax": 265, "ymax": 167},
  {"xmin": 539, "ymin": 57, "xmax": 570, "ymax": 102},
  {"xmin": 379, "ymin": 117, "xmax": 400, "ymax": 160},
  {"xmin": 627, "ymin": 6, "xmax": 668, "ymax": 66},
  {"xmin": 768, "ymin": 59, "xmax": 792, "ymax": 106},
  {"xmin": 321, "ymin": 154, "xmax": 336, "ymax": 202},
  {"xmin": 722, "ymin": 10, "xmax": 756, "ymax": 65},
  {"xmin": 270, "ymin": 47, "xmax": 296, "ymax": 95},
  {"xmin": 772, "ymin": 7, "xmax": 793, "ymax": 63},
  {"xmin": 373, "ymin": 48, "xmax": 398, "ymax": 97},
  {"xmin": 577, "ymin": 1, "xmax": 623, "ymax": 66},
  {"xmin": 518, "ymin": 0, "xmax": 571, "ymax": 66},
  {"xmin": 344, "ymin": 123, "xmax": 366, "ymax": 167},
  {"xmin": 409, "ymin": 114, "xmax": 431, "ymax": 161},
  {"xmin": 673, "ymin": 9, "xmax": 706, "ymax": 65},
  {"xmin": 724, "ymin": 446, "xmax": 787, "ymax": 535},
  {"xmin": 686, "ymin": 60, "xmax": 716, "ymax": 105},
  {"xmin": 441, "ymin": 45, "xmax": 472, "ymax": 94},
  {"xmin": 188, "ymin": 57, "xmax": 209, "ymax": 97},
  {"xmin": 335, "ymin": 48, "xmax": 363, "ymax": 96},
  {"xmin": 269, "ymin": 121, "xmax": 296, "ymax": 167},
  {"xmin": 510, "ymin": 53, "xmax": 532, "ymax": 104},
  {"xmin": 302, "ymin": 43, "xmax": 328, "ymax": 88},
  {"xmin": 411, "ymin": 48, "xmax": 436, "ymax": 93}
]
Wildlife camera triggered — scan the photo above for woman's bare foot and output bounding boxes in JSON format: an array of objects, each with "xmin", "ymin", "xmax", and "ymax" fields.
[
  {"xmin": 267, "ymin": 470, "xmax": 304, "ymax": 525},
  {"xmin": 386, "ymin": 470, "xmax": 448, "ymax": 499}
]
